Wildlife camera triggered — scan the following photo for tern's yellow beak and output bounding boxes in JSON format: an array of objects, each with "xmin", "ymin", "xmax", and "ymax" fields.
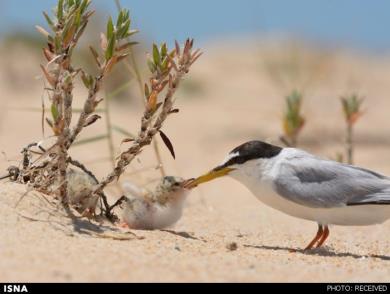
[{"xmin": 185, "ymin": 166, "xmax": 235, "ymax": 189}]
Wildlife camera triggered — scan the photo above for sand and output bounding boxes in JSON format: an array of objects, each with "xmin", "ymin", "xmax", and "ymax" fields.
[{"xmin": 0, "ymin": 41, "xmax": 390, "ymax": 282}]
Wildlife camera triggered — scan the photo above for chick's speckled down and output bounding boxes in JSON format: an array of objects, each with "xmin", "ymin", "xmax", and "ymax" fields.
[
  {"xmin": 122, "ymin": 177, "xmax": 191, "ymax": 230},
  {"xmin": 50, "ymin": 167, "xmax": 98, "ymax": 213}
]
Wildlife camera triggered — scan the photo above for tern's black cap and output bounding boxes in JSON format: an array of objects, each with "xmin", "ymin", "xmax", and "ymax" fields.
[{"xmin": 215, "ymin": 141, "xmax": 283, "ymax": 170}]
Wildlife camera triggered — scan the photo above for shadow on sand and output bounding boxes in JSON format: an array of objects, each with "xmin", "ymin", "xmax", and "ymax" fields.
[
  {"xmin": 160, "ymin": 229, "xmax": 207, "ymax": 242},
  {"xmin": 244, "ymin": 244, "xmax": 390, "ymax": 261}
]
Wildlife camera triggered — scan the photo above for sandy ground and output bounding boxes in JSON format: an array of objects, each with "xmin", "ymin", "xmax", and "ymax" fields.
[{"xmin": 0, "ymin": 41, "xmax": 390, "ymax": 282}]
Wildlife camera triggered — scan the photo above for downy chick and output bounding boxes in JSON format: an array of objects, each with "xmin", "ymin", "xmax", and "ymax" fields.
[{"xmin": 122, "ymin": 176, "xmax": 191, "ymax": 230}]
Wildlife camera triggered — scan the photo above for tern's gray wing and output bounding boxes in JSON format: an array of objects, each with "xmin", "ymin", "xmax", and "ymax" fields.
[{"xmin": 274, "ymin": 153, "xmax": 390, "ymax": 208}]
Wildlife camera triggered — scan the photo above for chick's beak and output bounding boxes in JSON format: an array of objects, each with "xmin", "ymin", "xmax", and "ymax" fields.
[{"xmin": 184, "ymin": 166, "xmax": 235, "ymax": 189}]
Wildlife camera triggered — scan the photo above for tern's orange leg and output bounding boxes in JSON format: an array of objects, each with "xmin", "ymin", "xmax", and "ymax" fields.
[
  {"xmin": 316, "ymin": 225, "xmax": 329, "ymax": 248},
  {"xmin": 304, "ymin": 224, "xmax": 323, "ymax": 251}
]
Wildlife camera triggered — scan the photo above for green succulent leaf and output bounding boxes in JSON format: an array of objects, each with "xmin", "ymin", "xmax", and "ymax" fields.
[
  {"xmin": 116, "ymin": 10, "xmax": 124, "ymax": 27},
  {"xmin": 81, "ymin": 72, "xmax": 92, "ymax": 89},
  {"xmin": 105, "ymin": 35, "xmax": 116, "ymax": 61},
  {"xmin": 118, "ymin": 19, "xmax": 130, "ymax": 39},
  {"xmin": 340, "ymin": 94, "xmax": 364, "ymax": 124},
  {"xmin": 51, "ymin": 104, "xmax": 60, "ymax": 121},
  {"xmin": 144, "ymin": 84, "xmax": 150, "ymax": 98},
  {"xmin": 147, "ymin": 58, "xmax": 157, "ymax": 73},
  {"xmin": 152, "ymin": 43, "xmax": 161, "ymax": 66},
  {"xmin": 161, "ymin": 43, "xmax": 168, "ymax": 58},
  {"xmin": 43, "ymin": 12, "xmax": 55, "ymax": 31},
  {"xmin": 80, "ymin": 0, "xmax": 90, "ymax": 14},
  {"xmin": 57, "ymin": 0, "xmax": 64, "ymax": 20},
  {"xmin": 107, "ymin": 16, "xmax": 114, "ymax": 40}
]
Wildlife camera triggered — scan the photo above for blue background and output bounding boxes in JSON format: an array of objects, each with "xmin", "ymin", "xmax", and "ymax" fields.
[{"xmin": 1, "ymin": 0, "xmax": 389, "ymax": 52}]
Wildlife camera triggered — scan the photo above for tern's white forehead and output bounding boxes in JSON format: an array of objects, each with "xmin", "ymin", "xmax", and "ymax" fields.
[{"xmin": 221, "ymin": 152, "xmax": 239, "ymax": 165}]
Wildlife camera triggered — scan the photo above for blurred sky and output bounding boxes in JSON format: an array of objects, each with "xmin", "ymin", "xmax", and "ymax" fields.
[{"xmin": 1, "ymin": 0, "xmax": 390, "ymax": 52}]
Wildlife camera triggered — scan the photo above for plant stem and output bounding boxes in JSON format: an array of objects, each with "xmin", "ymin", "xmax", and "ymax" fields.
[
  {"xmin": 279, "ymin": 136, "xmax": 292, "ymax": 147},
  {"xmin": 346, "ymin": 123, "xmax": 353, "ymax": 164},
  {"xmin": 153, "ymin": 139, "xmax": 166, "ymax": 175},
  {"xmin": 104, "ymin": 91, "xmax": 116, "ymax": 168},
  {"xmin": 67, "ymin": 76, "xmax": 103, "ymax": 148},
  {"xmin": 291, "ymin": 135, "xmax": 297, "ymax": 148},
  {"xmin": 114, "ymin": 0, "xmax": 166, "ymax": 177}
]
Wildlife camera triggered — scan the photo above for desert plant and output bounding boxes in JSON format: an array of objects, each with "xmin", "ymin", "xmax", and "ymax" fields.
[
  {"xmin": 280, "ymin": 90, "xmax": 305, "ymax": 147},
  {"xmin": 4, "ymin": 0, "xmax": 201, "ymax": 221},
  {"xmin": 33, "ymin": 0, "xmax": 138, "ymax": 204},
  {"xmin": 341, "ymin": 94, "xmax": 364, "ymax": 164}
]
